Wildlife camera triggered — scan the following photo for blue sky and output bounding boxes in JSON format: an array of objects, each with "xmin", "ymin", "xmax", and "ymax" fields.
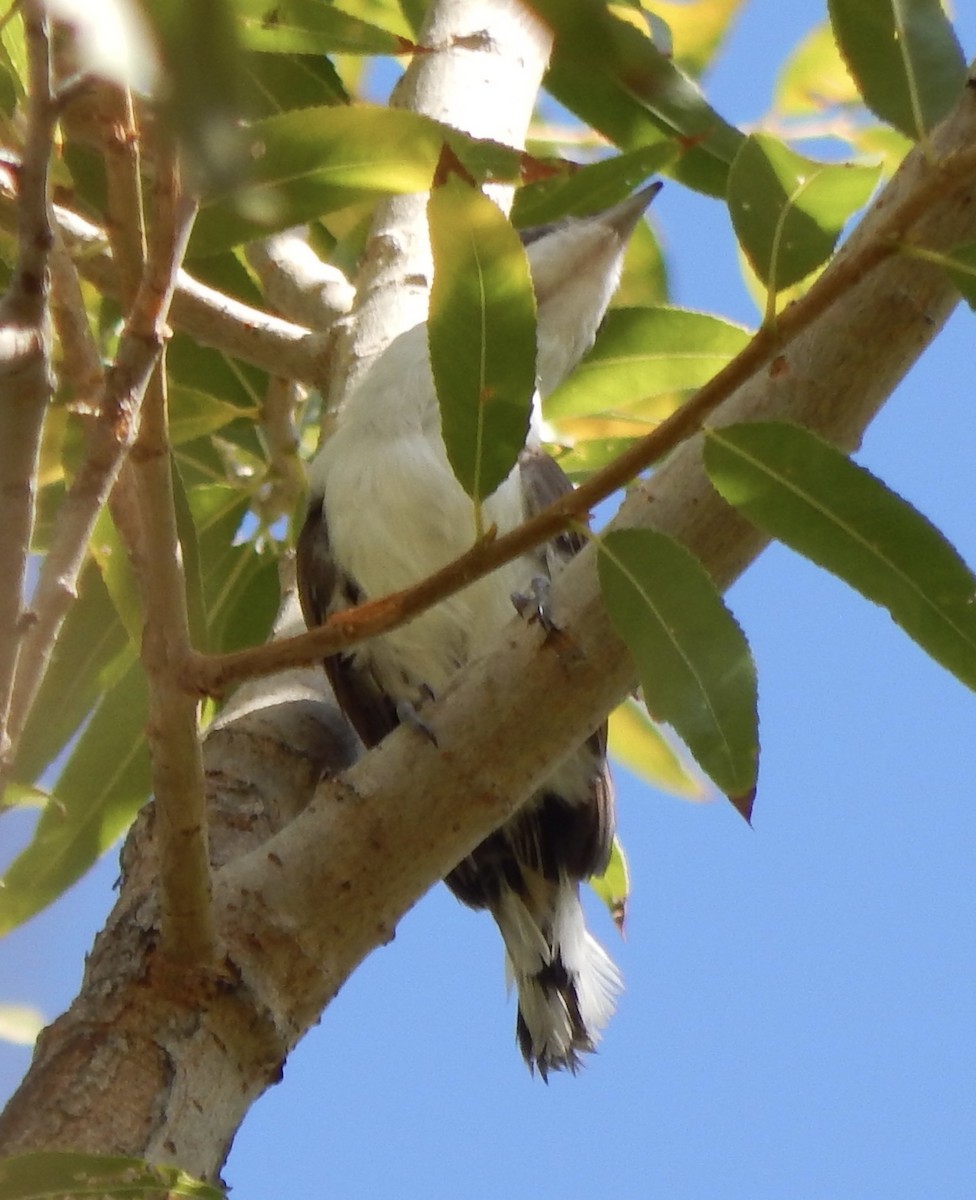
[{"xmin": 3, "ymin": 3, "xmax": 976, "ymax": 1197}]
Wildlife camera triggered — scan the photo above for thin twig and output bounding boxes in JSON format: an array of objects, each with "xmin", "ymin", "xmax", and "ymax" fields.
[
  {"xmin": 127, "ymin": 145, "xmax": 215, "ymax": 968},
  {"xmin": 258, "ymin": 375, "xmax": 305, "ymax": 527},
  {"xmin": 0, "ymin": 192, "xmax": 327, "ymax": 381},
  {"xmin": 185, "ymin": 139, "xmax": 976, "ymax": 696},
  {"xmin": 0, "ymin": 1, "xmax": 56, "ymax": 770}
]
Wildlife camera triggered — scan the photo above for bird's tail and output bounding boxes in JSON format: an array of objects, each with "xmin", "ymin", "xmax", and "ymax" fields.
[{"xmin": 494, "ymin": 878, "xmax": 621, "ymax": 1079}]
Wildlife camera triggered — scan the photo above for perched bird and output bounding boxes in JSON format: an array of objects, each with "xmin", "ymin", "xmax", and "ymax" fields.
[{"xmin": 297, "ymin": 183, "xmax": 661, "ymax": 1076}]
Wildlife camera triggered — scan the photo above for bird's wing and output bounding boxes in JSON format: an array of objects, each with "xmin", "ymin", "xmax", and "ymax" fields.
[{"xmin": 296, "ymin": 495, "xmax": 400, "ymax": 749}]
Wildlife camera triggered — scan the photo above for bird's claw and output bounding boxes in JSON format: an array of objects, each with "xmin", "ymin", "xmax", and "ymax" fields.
[{"xmin": 511, "ymin": 575, "xmax": 557, "ymax": 633}]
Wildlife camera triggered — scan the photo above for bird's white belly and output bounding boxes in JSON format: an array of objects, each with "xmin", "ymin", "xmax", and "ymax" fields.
[{"xmin": 323, "ymin": 431, "xmax": 530, "ymax": 701}]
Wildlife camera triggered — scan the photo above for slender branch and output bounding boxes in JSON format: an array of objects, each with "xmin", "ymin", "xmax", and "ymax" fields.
[
  {"xmin": 0, "ymin": 1, "xmax": 55, "ymax": 769},
  {"xmin": 185, "ymin": 137, "xmax": 976, "ymax": 697},
  {"xmin": 0, "ymin": 192, "xmax": 327, "ymax": 380},
  {"xmin": 100, "ymin": 85, "xmax": 145, "ymax": 306},
  {"xmin": 257, "ymin": 375, "xmax": 305, "ymax": 528},
  {"xmin": 245, "ymin": 232, "xmax": 355, "ymax": 330},
  {"xmin": 128, "ymin": 146, "xmax": 215, "ymax": 968}
]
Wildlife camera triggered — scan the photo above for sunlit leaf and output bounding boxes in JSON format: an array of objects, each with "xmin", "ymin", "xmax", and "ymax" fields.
[
  {"xmin": 428, "ymin": 172, "xmax": 536, "ymax": 507},
  {"xmin": 828, "ymin": 0, "xmax": 965, "ymax": 140},
  {"xmin": 608, "ymin": 698, "xmax": 708, "ymax": 800},
  {"xmin": 704, "ymin": 422, "xmax": 976, "ymax": 692},
  {"xmin": 649, "ymin": 0, "xmax": 746, "ymax": 77},
  {"xmin": 546, "ymin": 307, "xmax": 750, "ymax": 420},
  {"xmin": 727, "ymin": 134, "xmax": 881, "ymax": 293},
  {"xmin": 588, "ymin": 836, "xmax": 630, "ymax": 933},
  {"xmin": 598, "ymin": 529, "xmax": 758, "ymax": 813},
  {"xmin": 237, "ymin": 0, "xmax": 413, "ymax": 54},
  {"xmin": 0, "ymin": 1152, "xmax": 223, "ymax": 1199},
  {"xmin": 189, "ymin": 106, "xmax": 530, "ymax": 256},
  {"xmin": 773, "ymin": 22, "xmax": 860, "ymax": 116}
]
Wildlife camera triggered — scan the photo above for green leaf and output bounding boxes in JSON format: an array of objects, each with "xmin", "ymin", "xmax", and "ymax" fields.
[
  {"xmin": 0, "ymin": 660, "xmax": 150, "ymax": 936},
  {"xmin": 238, "ymin": 0, "xmax": 412, "ymax": 55},
  {"xmin": 727, "ymin": 134, "xmax": 881, "ymax": 293},
  {"xmin": 545, "ymin": 307, "xmax": 750, "ymax": 420},
  {"xmin": 608, "ymin": 698, "xmax": 707, "ymax": 800},
  {"xmin": 241, "ymin": 48, "xmax": 349, "ymax": 115},
  {"xmin": 428, "ymin": 175, "xmax": 536, "ymax": 508},
  {"xmin": 828, "ymin": 0, "xmax": 966, "ymax": 140},
  {"xmin": 189, "ymin": 106, "xmax": 528, "ymax": 256},
  {"xmin": 529, "ymin": 0, "xmax": 744, "ymax": 197},
  {"xmin": 648, "ymin": 0, "xmax": 745, "ymax": 77},
  {"xmin": 703, "ymin": 421, "xmax": 976, "ymax": 692},
  {"xmin": 90, "ymin": 507, "xmax": 143, "ymax": 646},
  {"xmin": 512, "ymin": 144, "xmax": 678, "ymax": 229},
  {"xmin": 588, "ymin": 837, "xmax": 630, "ymax": 933},
  {"xmin": 11, "ymin": 563, "xmax": 132, "ymax": 787},
  {"xmin": 938, "ymin": 242, "xmax": 976, "ymax": 310},
  {"xmin": 0, "ymin": 1152, "xmax": 223, "ymax": 1200},
  {"xmin": 169, "ymin": 384, "xmax": 255, "ymax": 445},
  {"xmin": 598, "ymin": 528, "xmax": 758, "ymax": 811}
]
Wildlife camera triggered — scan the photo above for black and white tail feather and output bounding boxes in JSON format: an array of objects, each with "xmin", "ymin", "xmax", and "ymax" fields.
[{"xmin": 297, "ymin": 184, "xmax": 660, "ymax": 1077}]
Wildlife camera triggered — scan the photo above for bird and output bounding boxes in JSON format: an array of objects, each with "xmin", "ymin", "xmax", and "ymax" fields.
[{"xmin": 297, "ymin": 182, "xmax": 661, "ymax": 1077}]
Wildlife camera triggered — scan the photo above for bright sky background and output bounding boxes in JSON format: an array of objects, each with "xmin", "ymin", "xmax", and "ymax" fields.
[{"xmin": 3, "ymin": 3, "xmax": 976, "ymax": 1198}]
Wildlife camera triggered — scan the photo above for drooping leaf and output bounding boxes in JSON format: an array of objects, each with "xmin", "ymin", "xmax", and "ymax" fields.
[
  {"xmin": 0, "ymin": 659, "xmax": 150, "ymax": 936},
  {"xmin": 704, "ymin": 422, "xmax": 976, "ymax": 692},
  {"xmin": 598, "ymin": 528, "xmax": 758, "ymax": 813},
  {"xmin": 527, "ymin": 0, "xmax": 744, "ymax": 197},
  {"xmin": 588, "ymin": 836, "xmax": 630, "ymax": 933},
  {"xmin": 0, "ymin": 1152, "xmax": 223, "ymax": 1200},
  {"xmin": 428, "ymin": 172, "xmax": 536, "ymax": 508},
  {"xmin": 828, "ymin": 0, "xmax": 966, "ymax": 140},
  {"xmin": 545, "ymin": 307, "xmax": 750, "ymax": 420},
  {"xmin": 727, "ymin": 134, "xmax": 881, "ymax": 294},
  {"xmin": 608, "ymin": 698, "xmax": 708, "ymax": 800}
]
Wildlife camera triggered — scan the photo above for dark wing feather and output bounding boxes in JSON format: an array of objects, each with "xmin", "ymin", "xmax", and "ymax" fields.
[
  {"xmin": 447, "ymin": 449, "xmax": 615, "ymax": 909},
  {"xmin": 296, "ymin": 496, "xmax": 400, "ymax": 749}
]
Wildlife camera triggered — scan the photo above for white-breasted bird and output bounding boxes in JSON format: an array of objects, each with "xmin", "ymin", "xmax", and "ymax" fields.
[{"xmin": 297, "ymin": 183, "xmax": 660, "ymax": 1076}]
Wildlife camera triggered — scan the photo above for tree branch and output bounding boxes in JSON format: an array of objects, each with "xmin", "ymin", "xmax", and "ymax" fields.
[
  {"xmin": 126, "ymin": 147, "xmax": 215, "ymax": 969},
  {"xmin": 0, "ymin": 1, "xmax": 55, "ymax": 766},
  {"xmin": 182, "ymin": 134, "xmax": 976, "ymax": 697},
  {"xmin": 0, "ymin": 192, "xmax": 328, "ymax": 380},
  {"xmin": 214, "ymin": 76, "xmax": 976, "ymax": 1039}
]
